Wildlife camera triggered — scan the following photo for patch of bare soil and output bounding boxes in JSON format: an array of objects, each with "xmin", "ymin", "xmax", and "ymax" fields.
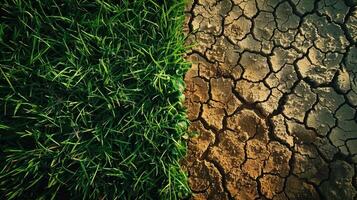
[{"xmin": 182, "ymin": 0, "xmax": 357, "ymax": 199}]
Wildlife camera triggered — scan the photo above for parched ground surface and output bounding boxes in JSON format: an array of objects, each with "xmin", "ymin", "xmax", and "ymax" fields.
[{"xmin": 182, "ymin": 0, "xmax": 357, "ymax": 199}]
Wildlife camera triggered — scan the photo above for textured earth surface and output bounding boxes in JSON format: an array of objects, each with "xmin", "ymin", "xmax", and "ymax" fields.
[{"xmin": 182, "ymin": 0, "xmax": 357, "ymax": 199}]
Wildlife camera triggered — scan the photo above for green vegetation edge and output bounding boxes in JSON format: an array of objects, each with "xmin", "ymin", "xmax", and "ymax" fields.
[{"xmin": 0, "ymin": 0, "xmax": 191, "ymax": 199}]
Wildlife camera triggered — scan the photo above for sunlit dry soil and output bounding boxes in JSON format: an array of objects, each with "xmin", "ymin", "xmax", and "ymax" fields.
[{"xmin": 182, "ymin": 0, "xmax": 357, "ymax": 199}]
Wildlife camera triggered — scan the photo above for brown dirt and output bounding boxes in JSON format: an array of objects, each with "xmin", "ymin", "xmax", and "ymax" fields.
[{"xmin": 182, "ymin": 0, "xmax": 357, "ymax": 199}]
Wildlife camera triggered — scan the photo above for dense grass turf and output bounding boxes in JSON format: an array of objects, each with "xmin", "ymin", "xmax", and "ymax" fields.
[{"xmin": 0, "ymin": 0, "xmax": 190, "ymax": 199}]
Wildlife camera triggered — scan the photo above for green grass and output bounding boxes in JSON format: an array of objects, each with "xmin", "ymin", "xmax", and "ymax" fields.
[{"xmin": 0, "ymin": 0, "xmax": 190, "ymax": 199}]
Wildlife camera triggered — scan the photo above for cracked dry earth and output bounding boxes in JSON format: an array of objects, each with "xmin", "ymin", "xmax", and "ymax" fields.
[{"xmin": 181, "ymin": 0, "xmax": 357, "ymax": 199}]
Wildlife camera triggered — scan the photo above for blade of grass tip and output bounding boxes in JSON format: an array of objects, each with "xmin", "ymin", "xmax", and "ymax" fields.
[
  {"xmin": 90, "ymin": 164, "xmax": 99, "ymax": 185},
  {"xmin": 30, "ymin": 33, "xmax": 38, "ymax": 64},
  {"xmin": 77, "ymin": 26, "xmax": 91, "ymax": 55},
  {"xmin": 32, "ymin": 35, "xmax": 51, "ymax": 62},
  {"xmin": 0, "ymin": 67, "xmax": 16, "ymax": 93},
  {"xmin": 13, "ymin": 100, "xmax": 22, "ymax": 116},
  {"xmin": 0, "ymin": 123, "xmax": 10, "ymax": 130},
  {"xmin": 133, "ymin": 171, "xmax": 146, "ymax": 190},
  {"xmin": 80, "ymin": 160, "xmax": 90, "ymax": 181}
]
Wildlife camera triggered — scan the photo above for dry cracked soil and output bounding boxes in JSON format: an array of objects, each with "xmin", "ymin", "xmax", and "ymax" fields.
[{"xmin": 181, "ymin": 0, "xmax": 357, "ymax": 199}]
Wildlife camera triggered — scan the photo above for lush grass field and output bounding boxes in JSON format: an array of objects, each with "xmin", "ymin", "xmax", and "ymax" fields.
[{"xmin": 0, "ymin": 0, "xmax": 190, "ymax": 199}]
